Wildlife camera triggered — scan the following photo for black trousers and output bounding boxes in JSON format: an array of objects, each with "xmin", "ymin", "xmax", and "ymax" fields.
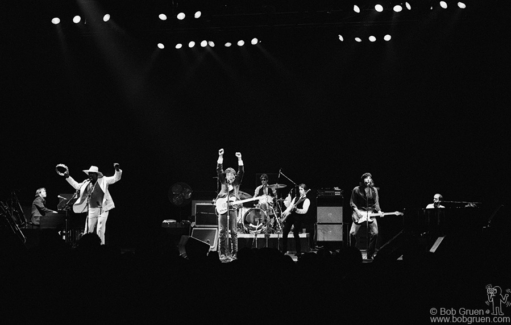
[{"xmin": 282, "ymin": 213, "xmax": 302, "ymax": 254}]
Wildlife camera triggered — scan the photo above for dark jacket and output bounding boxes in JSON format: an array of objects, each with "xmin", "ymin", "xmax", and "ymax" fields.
[
  {"xmin": 31, "ymin": 196, "xmax": 53, "ymax": 225},
  {"xmin": 350, "ymin": 186, "xmax": 381, "ymax": 212},
  {"xmin": 216, "ymin": 162, "xmax": 244, "ymax": 200}
]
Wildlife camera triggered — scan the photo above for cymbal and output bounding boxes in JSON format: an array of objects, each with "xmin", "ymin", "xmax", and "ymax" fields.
[
  {"xmin": 268, "ymin": 184, "xmax": 287, "ymax": 189},
  {"xmin": 238, "ymin": 191, "xmax": 252, "ymax": 199}
]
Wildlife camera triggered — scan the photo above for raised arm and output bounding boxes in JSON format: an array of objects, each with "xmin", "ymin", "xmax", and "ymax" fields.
[
  {"xmin": 104, "ymin": 163, "xmax": 122, "ymax": 185},
  {"xmin": 235, "ymin": 152, "xmax": 244, "ymax": 182},
  {"xmin": 217, "ymin": 148, "xmax": 224, "ymax": 178}
]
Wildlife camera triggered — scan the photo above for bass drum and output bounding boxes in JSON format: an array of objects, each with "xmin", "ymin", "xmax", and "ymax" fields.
[
  {"xmin": 236, "ymin": 207, "xmax": 249, "ymax": 233},
  {"xmin": 243, "ymin": 208, "xmax": 268, "ymax": 233}
]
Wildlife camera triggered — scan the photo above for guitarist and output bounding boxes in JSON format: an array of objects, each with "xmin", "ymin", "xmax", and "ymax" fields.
[
  {"xmin": 349, "ymin": 173, "xmax": 383, "ymax": 260},
  {"xmin": 281, "ymin": 184, "xmax": 310, "ymax": 258},
  {"xmin": 216, "ymin": 149, "xmax": 244, "ymax": 261}
]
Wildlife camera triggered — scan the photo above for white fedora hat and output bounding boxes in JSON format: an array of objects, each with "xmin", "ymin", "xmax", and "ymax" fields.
[{"xmin": 83, "ymin": 166, "xmax": 104, "ymax": 177}]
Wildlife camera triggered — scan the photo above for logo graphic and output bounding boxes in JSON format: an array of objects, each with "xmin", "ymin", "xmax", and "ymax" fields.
[{"xmin": 485, "ymin": 284, "xmax": 511, "ymax": 316}]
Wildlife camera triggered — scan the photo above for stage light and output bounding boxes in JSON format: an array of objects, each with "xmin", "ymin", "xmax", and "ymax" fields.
[
  {"xmin": 440, "ymin": 1, "xmax": 447, "ymax": 9},
  {"xmin": 51, "ymin": 17, "xmax": 60, "ymax": 25},
  {"xmin": 157, "ymin": 43, "xmax": 164, "ymax": 49},
  {"xmin": 188, "ymin": 41, "xmax": 195, "ymax": 48},
  {"xmin": 200, "ymin": 40, "xmax": 207, "ymax": 47},
  {"xmin": 176, "ymin": 43, "xmax": 183, "ymax": 49},
  {"xmin": 405, "ymin": 2, "xmax": 412, "ymax": 10},
  {"xmin": 355, "ymin": 37, "xmax": 362, "ymax": 42},
  {"xmin": 73, "ymin": 15, "xmax": 81, "ymax": 24},
  {"xmin": 458, "ymin": 2, "xmax": 466, "ymax": 9},
  {"xmin": 103, "ymin": 14, "xmax": 110, "ymax": 22},
  {"xmin": 237, "ymin": 40, "xmax": 244, "ymax": 46},
  {"xmin": 393, "ymin": 5, "xmax": 402, "ymax": 12},
  {"xmin": 208, "ymin": 41, "xmax": 215, "ymax": 47},
  {"xmin": 369, "ymin": 36, "xmax": 376, "ymax": 42},
  {"xmin": 384, "ymin": 34, "xmax": 392, "ymax": 41},
  {"xmin": 177, "ymin": 12, "xmax": 185, "ymax": 20},
  {"xmin": 159, "ymin": 14, "xmax": 167, "ymax": 21},
  {"xmin": 194, "ymin": 11, "xmax": 201, "ymax": 19},
  {"xmin": 375, "ymin": 4, "xmax": 383, "ymax": 12},
  {"xmin": 354, "ymin": 5, "xmax": 360, "ymax": 13},
  {"xmin": 338, "ymin": 35, "xmax": 344, "ymax": 42},
  {"xmin": 225, "ymin": 42, "xmax": 232, "ymax": 47},
  {"xmin": 251, "ymin": 38, "xmax": 258, "ymax": 45}
]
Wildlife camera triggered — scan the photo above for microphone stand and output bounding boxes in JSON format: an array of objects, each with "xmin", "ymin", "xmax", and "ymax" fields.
[
  {"xmin": 365, "ymin": 185, "xmax": 370, "ymax": 260},
  {"xmin": 61, "ymin": 188, "xmax": 80, "ymax": 246}
]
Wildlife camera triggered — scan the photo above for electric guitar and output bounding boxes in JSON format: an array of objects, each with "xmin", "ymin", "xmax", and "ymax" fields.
[
  {"xmin": 280, "ymin": 189, "xmax": 311, "ymax": 223},
  {"xmin": 352, "ymin": 210, "xmax": 403, "ymax": 225},
  {"xmin": 215, "ymin": 195, "xmax": 264, "ymax": 215}
]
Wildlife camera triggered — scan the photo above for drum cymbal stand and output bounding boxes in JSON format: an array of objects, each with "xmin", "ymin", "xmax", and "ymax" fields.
[
  {"xmin": 271, "ymin": 195, "xmax": 284, "ymax": 250},
  {"xmin": 252, "ymin": 219, "xmax": 260, "ymax": 249},
  {"xmin": 263, "ymin": 210, "xmax": 271, "ymax": 248}
]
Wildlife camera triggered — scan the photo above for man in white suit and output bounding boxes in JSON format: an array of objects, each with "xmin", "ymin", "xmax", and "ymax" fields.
[{"xmin": 61, "ymin": 164, "xmax": 122, "ymax": 245}]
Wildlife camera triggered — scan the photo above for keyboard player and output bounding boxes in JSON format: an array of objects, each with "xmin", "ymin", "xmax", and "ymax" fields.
[{"xmin": 31, "ymin": 187, "xmax": 58, "ymax": 226}]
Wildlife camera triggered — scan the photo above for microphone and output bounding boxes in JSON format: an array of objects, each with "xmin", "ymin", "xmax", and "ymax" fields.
[
  {"xmin": 58, "ymin": 195, "xmax": 67, "ymax": 200},
  {"xmin": 278, "ymin": 168, "xmax": 281, "ymax": 179}
]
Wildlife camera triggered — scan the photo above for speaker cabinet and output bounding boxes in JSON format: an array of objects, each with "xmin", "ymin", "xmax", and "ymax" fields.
[
  {"xmin": 317, "ymin": 206, "xmax": 343, "ymax": 223},
  {"xmin": 191, "ymin": 227, "xmax": 218, "ymax": 251},
  {"xmin": 317, "ymin": 224, "xmax": 343, "ymax": 241}
]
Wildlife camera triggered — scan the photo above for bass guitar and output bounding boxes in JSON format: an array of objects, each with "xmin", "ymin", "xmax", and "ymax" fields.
[
  {"xmin": 280, "ymin": 189, "xmax": 311, "ymax": 223},
  {"xmin": 215, "ymin": 195, "xmax": 264, "ymax": 215},
  {"xmin": 352, "ymin": 210, "xmax": 403, "ymax": 225}
]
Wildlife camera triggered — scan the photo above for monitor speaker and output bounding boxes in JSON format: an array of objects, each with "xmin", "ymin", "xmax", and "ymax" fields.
[
  {"xmin": 178, "ymin": 235, "xmax": 210, "ymax": 260},
  {"xmin": 191, "ymin": 227, "xmax": 218, "ymax": 251}
]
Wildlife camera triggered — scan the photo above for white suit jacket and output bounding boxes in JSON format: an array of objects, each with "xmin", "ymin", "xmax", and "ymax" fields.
[{"xmin": 66, "ymin": 169, "xmax": 122, "ymax": 212}]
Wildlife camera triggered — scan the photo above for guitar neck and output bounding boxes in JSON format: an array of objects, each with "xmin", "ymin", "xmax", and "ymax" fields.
[
  {"xmin": 225, "ymin": 196, "xmax": 261, "ymax": 205},
  {"xmin": 368, "ymin": 212, "xmax": 401, "ymax": 217}
]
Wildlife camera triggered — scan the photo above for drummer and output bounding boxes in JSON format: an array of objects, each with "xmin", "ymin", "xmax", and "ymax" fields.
[{"xmin": 254, "ymin": 174, "xmax": 277, "ymax": 211}]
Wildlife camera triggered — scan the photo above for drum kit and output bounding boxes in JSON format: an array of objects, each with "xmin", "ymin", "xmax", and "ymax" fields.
[{"xmin": 236, "ymin": 183, "xmax": 287, "ymax": 235}]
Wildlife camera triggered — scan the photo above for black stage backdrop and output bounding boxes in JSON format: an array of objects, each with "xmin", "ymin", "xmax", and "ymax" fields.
[{"xmin": 2, "ymin": 0, "xmax": 510, "ymax": 248}]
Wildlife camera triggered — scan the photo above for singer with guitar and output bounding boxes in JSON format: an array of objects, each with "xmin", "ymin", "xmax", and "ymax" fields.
[
  {"xmin": 59, "ymin": 164, "xmax": 122, "ymax": 245},
  {"xmin": 350, "ymin": 173, "xmax": 382, "ymax": 260},
  {"xmin": 216, "ymin": 149, "xmax": 244, "ymax": 261},
  {"xmin": 281, "ymin": 184, "xmax": 310, "ymax": 257}
]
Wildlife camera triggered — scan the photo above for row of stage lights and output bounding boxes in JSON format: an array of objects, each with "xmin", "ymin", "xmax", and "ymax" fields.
[
  {"xmin": 156, "ymin": 34, "xmax": 392, "ymax": 50},
  {"xmin": 50, "ymin": 1, "xmax": 467, "ymax": 25},
  {"xmin": 157, "ymin": 38, "xmax": 261, "ymax": 50},
  {"xmin": 354, "ymin": 1, "xmax": 466, "ymax": 13},
  {"xmin": 51, "ymin": 11, "xmax": 201, "ymax": 25},
  {"xmin": 339, "ymin": 35, "xmax": 392, "ymax": 42}
]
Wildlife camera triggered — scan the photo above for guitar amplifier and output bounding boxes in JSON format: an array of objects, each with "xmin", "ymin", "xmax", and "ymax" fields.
[
  {"xmin": 195, "ymin": 213, "xmax": 218, "ymax": 227},
  {"xmin": 192, "ymin": 201, "xmax": 218, "ymax": 227}
]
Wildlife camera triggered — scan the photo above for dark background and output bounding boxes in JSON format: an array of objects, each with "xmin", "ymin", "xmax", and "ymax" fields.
[{"xmin": 2, "ymin": 0, "xmax": 510, "ymax": 248}]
